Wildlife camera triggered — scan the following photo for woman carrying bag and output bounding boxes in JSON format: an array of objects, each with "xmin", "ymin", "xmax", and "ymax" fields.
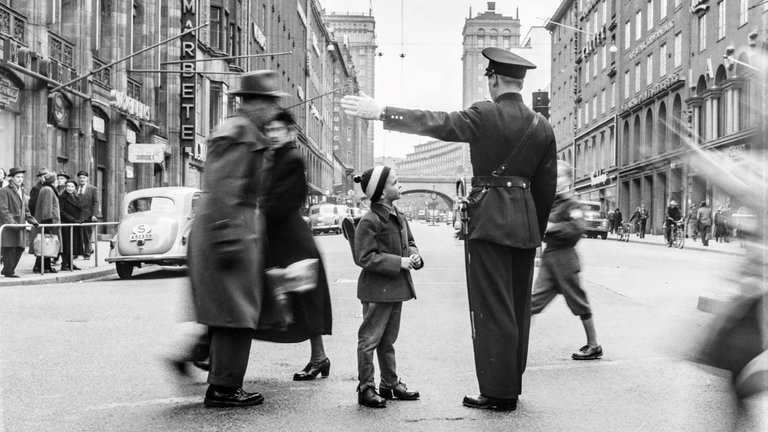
[{"xmin": 31, "ymin": 172, "xmax": 61, "ymax": 273}]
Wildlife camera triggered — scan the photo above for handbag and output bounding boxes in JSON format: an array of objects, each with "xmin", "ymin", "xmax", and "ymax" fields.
[
  {"xmin": 33, "ymin": 233, "xmax": 60, "ymax": 258},
  {"xmin": 264, "ymin": 258, "xmax": 319, "ymax": 326}
]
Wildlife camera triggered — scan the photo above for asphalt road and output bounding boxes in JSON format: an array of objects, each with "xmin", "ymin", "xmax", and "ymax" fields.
[{"xmin": 0, "ymin": 221, "xmax": 764, "ymax": 431}]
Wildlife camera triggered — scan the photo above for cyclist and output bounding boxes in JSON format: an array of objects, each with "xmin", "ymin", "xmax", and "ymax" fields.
[{"xmin": 664, "ymin": 200, "xmax": 683, "ymax": 247}]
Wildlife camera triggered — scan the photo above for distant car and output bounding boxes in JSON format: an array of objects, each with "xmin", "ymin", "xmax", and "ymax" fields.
[
  {"xmin": 347, "ymin": 207, "xmax": 365, "ymax": 218},
  {"xmin": 106, "ymin": 187, "xmax": 201, "ymax": 279},
  {"xmin": 578, "ymin": 200, "xmax": 609, "ymax": 239},
  {"xmin": 308, "ymin": 204, "xmax": 345, "ymax": 235}
]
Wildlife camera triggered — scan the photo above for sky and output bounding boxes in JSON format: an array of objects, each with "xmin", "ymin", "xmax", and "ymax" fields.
[{"xmin": 320, "ymin": 0, "xmax": 563, "ymax": 157}]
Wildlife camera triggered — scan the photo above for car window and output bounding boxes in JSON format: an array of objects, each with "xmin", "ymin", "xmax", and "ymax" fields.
[
  {"xmin": 127, "ymin": 197, "xmax": 175, "ymax": 214},
  {"xmin": 190, "ymin": 193, "xmax": 201, "ymax": 217},
  {"xmin": 312, "ymin": 205, "xmax": 336, "ymax": 215}
]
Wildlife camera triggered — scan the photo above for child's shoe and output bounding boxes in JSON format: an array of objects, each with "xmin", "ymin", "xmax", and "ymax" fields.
[
  {"xmin": 572, "ymin": 344, "xmax": 603, "ymax": 360},
  {"xmin": 379, "ymin": 380, "xmax": 419, "ymax": 400},
  {"xmin": 358, "ymin": 387, "xmax": 386, "ymax": 408}
]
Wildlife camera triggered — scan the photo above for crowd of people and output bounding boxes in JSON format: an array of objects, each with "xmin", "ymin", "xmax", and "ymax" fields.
[{"xmin": 0, "ymin": 167, "xmax": 100, "ymax": 278}]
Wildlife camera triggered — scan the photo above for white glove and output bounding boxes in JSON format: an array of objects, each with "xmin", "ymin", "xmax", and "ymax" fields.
[{"xmin": 340, "ymin": 91, "xmax": 383, "ymax": 120}]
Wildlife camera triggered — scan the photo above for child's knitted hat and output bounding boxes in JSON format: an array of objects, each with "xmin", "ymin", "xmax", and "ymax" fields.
[{"xmin": 353, "ymin": 166, "xmax": 391, "ymax": 202}]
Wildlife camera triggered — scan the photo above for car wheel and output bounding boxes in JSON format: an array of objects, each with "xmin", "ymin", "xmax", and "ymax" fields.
[
  {"xmin": 116, "ymin": 262, "xmax": 134, "ymax": 279},
  {"xmin": 600, "ymin": 232, "xmax": 608, "ymax": 240}
]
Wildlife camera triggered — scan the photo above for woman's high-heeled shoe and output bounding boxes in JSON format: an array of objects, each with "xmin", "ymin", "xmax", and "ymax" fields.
[{"xmin": 293, "ymin": 358, "xmax": 330, "ymax": 381}]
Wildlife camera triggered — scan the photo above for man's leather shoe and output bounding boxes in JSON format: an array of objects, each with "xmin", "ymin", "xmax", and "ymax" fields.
[
  {"xmin": 379, "ymin": 380, "xmax": 419, "ymax": 400},
  {"xmin": 203, "ymin": 386, "xmax": 264, "ymax": 408},
  {"xmin": 462, "ymin": 394, "xmax": 517, "ymax": 412},
  {"xmin": 3, "ymin": 274, "xmax": 19, "ymax": 278},
  {"xmin": 572, "ymin": 345, "xmax": 603, "ymax": 360},
  {"xmin": 32, "ymin": 267, "xmax": 41, "ymax": 274},
  {"xmin": 44, "ymin": 268, "xmax": 58, "ymax": 274},
  {"xmin": 358, "ymin": 387, "xmax": 386, "ymax": 408}
]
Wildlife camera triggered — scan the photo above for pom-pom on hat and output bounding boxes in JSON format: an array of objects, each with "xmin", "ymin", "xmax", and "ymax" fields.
[{"xmin": 353, "ymin": 166, "xmax": 391, "ymax": 202}]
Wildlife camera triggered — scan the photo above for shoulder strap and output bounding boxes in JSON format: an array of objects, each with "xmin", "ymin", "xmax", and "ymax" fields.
[{"xmin": 491, "ymin": 113, "xmax": 540, "ymax": 177}]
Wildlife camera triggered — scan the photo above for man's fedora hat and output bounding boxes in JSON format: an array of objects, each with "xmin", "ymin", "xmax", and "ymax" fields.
[
  {"xmin": 229, "ymin": 70, "xmax": 289, "ymax": 98},
  {"xmin": 57, "ymin": 171, "xmax": 70, "ymax": 179},
  {"xmin": 8, "ymin": 167, "xmax": 25, "ymax": 176},
  {"xmin": 76, "ymin": 170, "xmax": 89, "ymax": 177},
  {"xmin": 37, "ymin": 167, "xmax": 49, "ymax": 177},
  {"xmin": 482, "ymin": 47, "xmax": 537, "ymax": 79}
]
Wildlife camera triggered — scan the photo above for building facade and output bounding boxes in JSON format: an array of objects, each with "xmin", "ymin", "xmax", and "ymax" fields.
[
  {"xmin": 0, "ymin": 0, "xmax": 371, "ymax": 225},
  {"xmin": 396, "ymin": 140, "xmax": 471, "ymax": 177}
]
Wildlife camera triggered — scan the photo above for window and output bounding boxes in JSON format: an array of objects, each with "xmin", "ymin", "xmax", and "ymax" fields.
[
  {"xmin": 634, "ymin": 62, "xmax": 641, "ymax": 93},
  {"xmin": 646, "ymin": 53, "xmax": 653, "ymax": 85},
  {"xmin": 577, "ymin": 107, "xmax": 582, "ymax": 128},
  {"xmin": 674, "ymin": 32, "xmax": 682, "ymax": 67},
  {"xmin": 740, "ymin": 0, "xmax": 748, "ymax": 25},
  {"xmin": 718, "ymin": 1, "xmax": 726, "ymax": 39},
  {"xmin": 210, "ymin": 6, "xmax": 222, "ymax": 50},
  {"xmin": 611, "ymin": 81, "xmax": 616, "ymax": 107},
  {"xmin": 698, "ymin": 14, "xmax": 706, "ymax": 51},
  {"xmin": 47, "ymin": 0, "xmax": 62, "ymax": 31},
  {"xmin": 647, "ymin": 0, "xmax": 653, "ymax": 30},
  {"xmin": 593, "ymin": 55, "xmax": 598, "ymax": 77},
  {"xmin": 625, "ymin": 21, "xmax": 631, "ymax": 49},
  {"xmin": 602, "ymin": 1, "xmax": 607, "ymax": 25},
  {"xmin": 624, "ymin": 71, "xmax": 630, "ymax": 99},
  {"xmin": 592, "ymin": 97, "xmax": 597, "ymax": 121},
  {"xmin": 660, "ymin": 0, "xmax": 667, "ymax": 19},
  {"xmin": 602, "ymin": 44, "xmax": 607, "ymax": 69},
  {"xmin": 635, "ymin": 10, "xmax": 642, "ymax": 41},
  {"xmin": 659, "ymin": 43, "xmax": 667, "ymax": 76},
  {"xmin": 585, "ymin": 60, "xmax": 590, "ymax": 83},
  {"xmin": 601, "ymin": 89, "xmax": 606, "ymax": 114},
  {"xmin": 209, "ymin": 82, "xmax": 226, "ymax": 132}
]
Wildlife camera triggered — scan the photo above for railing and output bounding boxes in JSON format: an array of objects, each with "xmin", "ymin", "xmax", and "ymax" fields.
[
  {"xmin": 0, "ymin": 222, "xmax": 118, "ymax": 275},
  {"xmin": 92, "ymin": 57, "xmax": 112, "ymax": 88},
  {"xmin": 0, "ymin": 3, "xmax": 26, "ymax": 44},
  {"xmin": 49, "ymin": 31, "xmax": 75, "ymax": 68}
]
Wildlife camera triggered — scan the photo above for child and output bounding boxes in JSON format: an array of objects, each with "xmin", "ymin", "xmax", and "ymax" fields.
[
  {"xmin": 353, "ymin": 166, "xmax": 424, "ymax": 408},
  {"xmin": 531, "ymin": 161, "xmax": 602, "ymax": 360}
]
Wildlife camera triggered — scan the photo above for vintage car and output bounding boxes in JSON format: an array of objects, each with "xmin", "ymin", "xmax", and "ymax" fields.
[
  {"xmin": 106, "ymin": 187, "xmax": 201, "ymax": 279},
  {"xmin": 308, "ymin": 203, "xmax": 347, "ymax": 235},
  {"xmin": 578, "ymin": 200, "xmax": 609, "ymax": 239}
]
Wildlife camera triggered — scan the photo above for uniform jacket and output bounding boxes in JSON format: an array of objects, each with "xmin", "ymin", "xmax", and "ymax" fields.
[
  {"xmin": 254, "ymin": 140, "xmax": 332, "ymax": 342},
  {"xmin": 31, "ymin": 184, "xmax": 61, "ymax": 238},
  {"xmin": 188, "ymin": 115, "xmax": 269, "ymax": 330},
  {"xmin": 382, "ymin": 92, "xmax": 557, "ymax": 248},
  {"xmin": 0, "ymin": 182, "xmax": 37, "ymax": 247},
  {"xmin": 697, "ymin": 206, "xmax": 713, "ymax": 226},
  {"xmin": 77, "ymin": 184, "xmax": 100, "ymax": 220},
  {"xmin": 543, "ymin": 193, "xmax": 585, "ymax": 252},
  {"xmin": 354, "ymin": 202, "xmax": 423, "ymax": 302}
]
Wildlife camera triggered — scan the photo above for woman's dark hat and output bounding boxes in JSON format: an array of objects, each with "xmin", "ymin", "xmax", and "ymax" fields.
[
  {"xmin": 482, "ymin": 47, "xmax": 536, "ymax": 79},
  {"xmin": 229, "ymin": 70, "xmax": 289, "ymax": 98},
  {"xmin": 8, "ymin": 167, "xmax": 25, "ymax": 176}
]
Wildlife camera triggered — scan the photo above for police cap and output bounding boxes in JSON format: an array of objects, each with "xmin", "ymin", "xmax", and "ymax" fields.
[{"xmin": 482, "ymin": 47, "xmax": 537, "ymax": 79}]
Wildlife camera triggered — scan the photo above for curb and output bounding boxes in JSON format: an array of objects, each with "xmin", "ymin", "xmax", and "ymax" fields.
[
  {"xmin": 0, "ymin": 264, "xmax": 162, "ymax": 287},
  {"xmin": 623, "ymin": 236, "xmax": 743, "ymax": 256}
]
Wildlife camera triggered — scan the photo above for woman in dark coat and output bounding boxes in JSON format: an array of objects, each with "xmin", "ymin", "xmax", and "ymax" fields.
[
  {"xmin": 257, "ymin": 110, "xmax": 333, "ymax": 380},
  {"xmin": 31, "ymin": 173, "xmax": 61, "ymax": 273},
  {"xmin": 58, "ymin": 180, "xmax": 84, "ymax": 271}
]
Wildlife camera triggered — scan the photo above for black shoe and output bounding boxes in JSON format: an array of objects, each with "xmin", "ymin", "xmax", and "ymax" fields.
[
  {"xmin": 83, "ymin": 255, "xmax": 91, "ymax": 260},
  {"xmin": 379, "ymin": 380, "xmax": 419, "ymax": 400},
  {"xmin": 193, "ymin": 360, "xmax": 210, "ymax": 371},
  {"xmin": 204, "ymin": 386, "xmax": 264, "ymax": 408},
  {"xmin": 72, "ymin": 265, "xmax": 81, "ymax": 271},
  {"xmin": 462, "ymin": 394, "xmax": 517, "ymax": 412},
  {"xmin": 358, "ymin": 387, "xmax": 386, "ymax": 408},
  {"xmin": 3, "ymin": 274, "xmax": 19, "ymax": 278},
  {"xmin": 32, "ymin": 267, "xmax": 41, "ymax": 274},
  {"xmin": 293, "ymin": 358, "xmax": 330, "ymax": 381},
  {"xmin": 44, "ymin": 268, "xmax": 58, "ymax": 274},
  {"xmin": 572, "ymin": 345, "xmax": 603, "ymax": 360}
]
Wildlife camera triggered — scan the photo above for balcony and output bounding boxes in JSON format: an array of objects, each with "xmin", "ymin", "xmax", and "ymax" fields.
[
  {"xmin": 0, "ymin": 3, "xmax": 26, "ymax": 44},
  {"xmin": 49, "ymin": 32, "xmax": 74, "ymax": 68},
  {"xmin": 92, "ymin": 57, "xmax": 111, "ymax": 89}
]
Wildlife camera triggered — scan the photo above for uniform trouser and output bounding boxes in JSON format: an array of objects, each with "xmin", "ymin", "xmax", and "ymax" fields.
[
  {"xmin": 468, "ymin": 240, "xmax": 535, "ymax": 399},
  {"xmin": 357, "ymin": 301, "xmax": 402, "ymax": 391},
  {"xmin": 1, "ymin": 247, "xmax": 23, "ymax": 276},
  {"xmin": 207, "ymin": 327, "xmax": 252, "ymax": 388}
]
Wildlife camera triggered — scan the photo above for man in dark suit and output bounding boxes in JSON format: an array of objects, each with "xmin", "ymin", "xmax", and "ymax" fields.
[
  {"xmin": 342, "ymin": 48, "xmax": 557, "ymax": 411},
  {"xmin": 0, "ymin": 167, "xmax": 39, "ymax": 277},
  {"xmin": 76, "ymin": 170, "xmax": 100, "ymax": 259}
]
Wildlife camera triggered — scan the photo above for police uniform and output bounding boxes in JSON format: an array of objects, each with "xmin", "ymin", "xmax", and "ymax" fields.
[{"xmin": 381, "ymin": 48, "xmax": 557, "ymax": 401}]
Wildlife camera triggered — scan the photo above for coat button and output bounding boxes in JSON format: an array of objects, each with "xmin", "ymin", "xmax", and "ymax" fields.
[{"xmin": 506, "ymin": 182, "xmax": 512, "ymax": 187}]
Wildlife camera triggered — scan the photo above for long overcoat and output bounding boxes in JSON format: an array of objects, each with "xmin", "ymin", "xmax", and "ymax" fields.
[
  {"xmin": 188, "ymin": 116, "xmax": 268, "ymax": 330},
  {"xmin": 253, "ymin": 141, "xmax": 333, "ymax": 343},
  {"xmin": 30, "ymin": 184, "xmax": 61, "ymax": 239},
  {"xmin": 59, "ymin": 191, "xmax": 86, "ymax": 256},
  {"xmin": 0, "ymin": 182, "xmax": 36, "ymax": 247}
]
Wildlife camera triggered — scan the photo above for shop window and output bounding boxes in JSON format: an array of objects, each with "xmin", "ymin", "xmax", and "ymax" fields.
[{"xmin": 209, "ymin": 82, "xmax": 227, "ymax": 132}]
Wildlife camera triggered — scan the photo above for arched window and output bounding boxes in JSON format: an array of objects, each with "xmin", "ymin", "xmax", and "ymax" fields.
[
  {"xmin": 672, "ymin": 94, "xmax": 682, "ymax": 150},
  {"xmin": 633, "ymin": 115, "xmax": 641, "ymax": 163},
  {"xmin": 622, "ymin": 120, "xmax": 630, "ymax": 166},
  {"xmin": 658, "ymin": 102, "xmax": 667, "ymax": 154},
  {"xmin": 644, "ymin": 108, "xmax": 653, "ymax": 159}
]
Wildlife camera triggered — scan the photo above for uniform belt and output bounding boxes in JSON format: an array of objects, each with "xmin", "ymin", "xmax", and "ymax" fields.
[{"xmin": 471, "ymin": 176, "xmax": 530, "ymax": 189}]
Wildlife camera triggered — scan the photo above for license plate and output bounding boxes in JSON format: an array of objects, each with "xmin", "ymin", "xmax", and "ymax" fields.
[{"xmin": 129, "ymin": 233, "xmax": 153, "ymax": 242}]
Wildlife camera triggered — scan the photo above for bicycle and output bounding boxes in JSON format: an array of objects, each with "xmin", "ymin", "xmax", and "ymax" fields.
[
  {"xmin": 666, "ymin": 219, "xmax": 685, "ymax": 249},
  {"xmin": 616, "ymin": 222, "xmax": 632, "ymax": 242}
]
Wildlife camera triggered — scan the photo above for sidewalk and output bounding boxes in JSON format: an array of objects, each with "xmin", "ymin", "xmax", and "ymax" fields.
[
  {"xmin": 615, "ymin": 231, "xmax": 745, "ymax": 256},
  {"xmin": 0, "ymin": 240, "xmax": 118, "ymax": 287}
]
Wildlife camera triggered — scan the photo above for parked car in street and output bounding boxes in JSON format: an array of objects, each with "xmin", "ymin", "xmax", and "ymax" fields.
[
  {"xmin": 106, "ymin": 187, "xmax": 201, "ymax": 279},
  {"xmin": 578, "ymin": 200, "xmax": 609, "ymax": 239},
  {"xmin": 308, "ymin": 203, "xmax": 346, "ymax": 235}
]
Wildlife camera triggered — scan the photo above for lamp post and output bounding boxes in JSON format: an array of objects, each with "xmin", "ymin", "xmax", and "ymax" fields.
[{"xmin": 429, "ymin": 186, "xmax": 438, "ymax": 226}]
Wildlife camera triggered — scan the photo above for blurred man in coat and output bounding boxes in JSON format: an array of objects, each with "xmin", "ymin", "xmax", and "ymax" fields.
[
  {"xmin": 76, "ymin": 170, "xmax": 100, "ymax": 259},
  {"xmin": 0, "ymin": 167, "xmax": 38, "ymax": 277},
  {"xmin": 342, "ymin": 48, "xmax": 557, "ymax": 411}
]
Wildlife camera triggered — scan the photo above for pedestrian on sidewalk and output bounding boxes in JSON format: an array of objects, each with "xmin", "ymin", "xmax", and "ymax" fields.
[
  {"xmin": 353, "ymin": 166, "xmax": 423, "ymax": 409},
  {"xmin": 186, "ymin": 70, "xmax": 282, "ymax": 408},
  {"xmin": 714, "ymin": 206, "xmax": 728, "ymax": 243},
  {"xmin": 256, "ymin": 110, "xmax": 333, "ymax": 381},
  {"xmin": 58, "ymin": 180, "xmax": 83, "ymax": 271},
  {"xmin": 31, "ymin": 172, "xmax": 61, "ymax": 274},
  {"xmin": 531, "ymin": 161, "xmax": 602, "ymax": 360},
  {"xmin": 0, "ymin": 167, "xmax": 8, "ymax": 189},
  {"xmin": 0, "ymin": 167, "xmax": 38, "ymax": 278},
  {"xmin": 686, "ymin": 203, "xmax": 699, "ymax": 241},
  {"xmin": 76, "ymin": 171, "xmax": 100, "ymax": 259},
  {"xmin": 697, "ymin": 201, "xmax": 713, "ymax": 246},
  {"xmin": 612, "ymin": 208, "xmax": 623, "ymax": 236},
  {"xmin": 637, "ymin": 203, "xmax": 649, "ymax": 238},
  {"xmin": 341, "ymin": 47, "xmax": 557, "ymax": 412},
  {"xmin": 26, "ymin": 167, "xmax": 48, "ymax": 256}
]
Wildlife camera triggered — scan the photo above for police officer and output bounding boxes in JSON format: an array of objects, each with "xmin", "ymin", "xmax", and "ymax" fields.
[{"xmin": 341, "ymin": 48, "xmax": 557, "ymax": 411}]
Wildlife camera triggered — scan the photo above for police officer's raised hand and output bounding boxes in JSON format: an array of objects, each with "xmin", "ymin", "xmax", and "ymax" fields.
[
  {"xmin": 340, "ymin": 91, "xmax": 383, "ymax": 120},
  {"xmin": 400, "ymin": 257, "xmax": 413, "ymax": 270}
]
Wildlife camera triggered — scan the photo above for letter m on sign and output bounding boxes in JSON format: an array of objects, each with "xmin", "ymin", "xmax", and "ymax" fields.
[{"xmin": 182, "ymin": 0, "xmax": 195, "ymax": 13}]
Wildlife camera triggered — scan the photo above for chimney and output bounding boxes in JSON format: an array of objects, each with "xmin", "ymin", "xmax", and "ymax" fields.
[{"xmin": 487, "ymin": 2, "xmax": 496, "ymax": 12}]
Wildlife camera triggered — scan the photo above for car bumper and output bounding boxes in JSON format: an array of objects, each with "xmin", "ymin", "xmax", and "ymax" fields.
[{"xmin": 106, "ymin": 254, "xmax": 187, "ymax": 265}]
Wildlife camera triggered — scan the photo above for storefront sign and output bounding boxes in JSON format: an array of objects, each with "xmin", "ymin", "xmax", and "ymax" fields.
[
  {"xmin": 109, "ymin": 90, "xmax": 151, "ymax": 121},
  {"xmin": 590, "ymin": 169, "xmax": 608, "ymax": 187},
  {"xmin": 180, "ymin": 0, "xmax": 197, "ymax": 150},
  {"xmin": 0, "ymin": 74, "xmax": 19, "ymax": 106},
  {"xmin": 728, "ymin": 143, "xmax": 748, "ymax": 159},
  {"xmin": 0, "ymin": 39, "xmax": 81, "ymax": 92},
  {"xmin": 252, "ymin": 23, "xmax": 266, "ymax": 49},
  {"xmin": 621, "ymin": 72, "xmax": 682, "ymax": 113},
  {"xmin": 628, "ymin": 20, "xmax": 675, "ymax": 60},
  {"xmin": 128, "ymin": 144, "xmax": 165, "ymax": 163},
  {"xmin": 580, "ymin": 26, "xmax": 607, "ymax": 61},
  {"xmin": 92, "ymin": 116, "xmax": 105, "ymax": 133}
]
